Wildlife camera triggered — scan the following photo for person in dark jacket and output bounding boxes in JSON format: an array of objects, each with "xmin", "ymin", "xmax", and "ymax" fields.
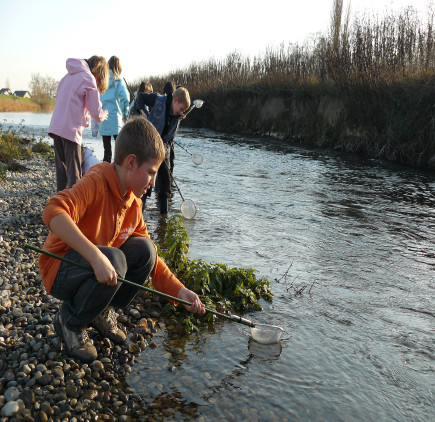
[{"xmin": 137, "ymin": 86, "xmax": 190, "ymax": 214}]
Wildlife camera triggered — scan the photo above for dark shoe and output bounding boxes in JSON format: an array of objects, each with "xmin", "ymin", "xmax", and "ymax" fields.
[
  {"xmin": 54, "ymin": 312, "xmax": 97, "ymax": 363},
  {"xmin": 91, "ymin": 307, "xmax": 126, "ymax": 344}
]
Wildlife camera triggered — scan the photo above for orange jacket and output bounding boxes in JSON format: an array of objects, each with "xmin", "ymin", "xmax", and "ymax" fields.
[{"xmin": 39, "ymin": 162, "xmax": 184, "ymax": 298}]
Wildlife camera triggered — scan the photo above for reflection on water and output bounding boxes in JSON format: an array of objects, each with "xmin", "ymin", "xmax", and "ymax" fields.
[{"xmin": 2, "ymin": 112, "xmax": 434, "ymax": 421}]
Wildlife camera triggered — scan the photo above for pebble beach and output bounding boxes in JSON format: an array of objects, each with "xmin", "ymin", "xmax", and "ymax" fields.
[{"xmin": 0, "ymin": 156, "xmax": 179, "ymax": 421}]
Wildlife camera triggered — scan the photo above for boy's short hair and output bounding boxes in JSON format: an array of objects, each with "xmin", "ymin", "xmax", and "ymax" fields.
[
  {"xmin": 173, "ymin": 87, "xmax": 190, "ymax": 109},
  {"xmin": 114, "ymin": 117, "xmax": 165, "ymax": 166}
]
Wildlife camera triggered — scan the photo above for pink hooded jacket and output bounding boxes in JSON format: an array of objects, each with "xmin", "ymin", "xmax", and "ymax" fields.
[{"xmin": 49, "ymin": 58, "xmax": 107, "ymax": 145}]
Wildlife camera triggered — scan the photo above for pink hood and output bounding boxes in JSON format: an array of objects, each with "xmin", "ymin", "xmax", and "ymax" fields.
[
  {"xmin": 49, "ymin": 58, "xmax": 106, "ymax": 145},
  {"xmin": 66, "ymin": 58, "xmax": 90, "ymax": 75}
]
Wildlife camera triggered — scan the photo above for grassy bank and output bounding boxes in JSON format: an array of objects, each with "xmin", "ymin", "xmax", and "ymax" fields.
[
  {"xmin": 130, "ymin": 3, "xmax": 434, "ymax": 169},
  {"xmin": 0, "ymin": 94, "xmax": 54, "ymax": 112},
  {"xmin": 0, "ymin": 120, "xmax": 52, "ymax": 178}
]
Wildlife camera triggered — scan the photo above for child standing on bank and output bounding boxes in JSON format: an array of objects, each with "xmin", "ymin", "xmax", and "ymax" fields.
[
  {"xmin": 136, "ymin": 86, "xmax": 190, "ymax": 214},
  {"xmin": 49, "ymin": 56, "xmax": 109, "ymax": 192},
  {"xmin": 39, "ymin": 117, "xmax": 205, "ymax": 363},
  {"xmin": 129, "ymin": 81, "xmax": 153, "ymax": 117},
  {"xmin": 99, "ymin": 56, "xmax": 130, "ymax": 163}
]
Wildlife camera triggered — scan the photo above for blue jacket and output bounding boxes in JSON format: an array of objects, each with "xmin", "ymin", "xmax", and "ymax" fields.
[{"xmin": 99, "ymin": 70, "xmax": 129, "ymax": 136}]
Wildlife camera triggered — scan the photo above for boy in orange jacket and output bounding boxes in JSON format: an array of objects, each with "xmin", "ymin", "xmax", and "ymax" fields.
[{"xmin": 39, "ymin": 117, "xmax": 205, "ymax": 363}]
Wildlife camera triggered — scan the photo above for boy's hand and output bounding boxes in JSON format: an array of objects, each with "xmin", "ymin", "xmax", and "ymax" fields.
[
  {"xmin": 177, "ymin": 287, "xmax": 206, "ymax": 315},
  {"xmin": 92, "ymin": 253, "xmax": 118, "ymax": 286}
]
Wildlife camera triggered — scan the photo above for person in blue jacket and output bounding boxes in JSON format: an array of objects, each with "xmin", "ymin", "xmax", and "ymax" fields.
[
  {"xmin": 136, "ymin": 86, "xmax": 190, "ymax": 214},
  {"xmin": 99, "ymin": 56, "xmax": 129, "ymax": 162}
]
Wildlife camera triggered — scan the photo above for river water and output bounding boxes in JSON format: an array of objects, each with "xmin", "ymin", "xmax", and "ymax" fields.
[{"xmin": 2, "ymin": 112, "xmax": 434, "ymax": 421}]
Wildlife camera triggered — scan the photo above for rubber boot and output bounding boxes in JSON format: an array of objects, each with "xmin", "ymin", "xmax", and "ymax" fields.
[{"xmin": 159, "ymin": 196, "xmax": 168, "ymax": 215}]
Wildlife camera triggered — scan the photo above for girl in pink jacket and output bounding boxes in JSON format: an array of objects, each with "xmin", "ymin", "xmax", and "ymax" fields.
[{"xmin": 49, "ymin": 56, "xmax": 109, "ymax": 192}]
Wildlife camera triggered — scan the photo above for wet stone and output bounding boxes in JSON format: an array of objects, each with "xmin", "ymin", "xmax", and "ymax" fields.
[
  {"xmin": 83, "ymin": 389, "xmax": 98, "ymax": 400},
  {"xmin": 100, "ymin": 380, "xmax": 110, "ymax": 391},
  {"xmin": 92, "ymin": 360, "xmax": 104, "ymax": 372},
  {"xmin": 117, "ymin": 315, "xmax": 128, "ymax": 324},
  {"xmin": 129, "ymin": 309, "xmax": 141, "ymax": 319},
  {"xmin": 1, "ymin": 401, "xmax": 19, "ymax": 417},
  {"xmin": 12, "ymin": 308, "xmax": 23, "ymax": 318},
  {"xmin": 40, "ymin": 402, "xmax": 54, "ymax": 416},
  {"xmin": 38, "ymin": 409, "xmax": 48, "ymax": 422},
  {"xmin": 52, "ymin": 367, "xmax": 64, "ymax": 378},
  {"xmin": 38, "ymin": 373, "xmax": 52, "ymax": 385},
  {"xmin": 66, "ymin": 384, "xmax": 79, "ymax": 398},
  {"xmin": 21, "ymin": 388, "xmax": 35, "ymax": 408},
  {"xmin": 4, "ymin": 386, "xmax": 20, "ymax": 402}
]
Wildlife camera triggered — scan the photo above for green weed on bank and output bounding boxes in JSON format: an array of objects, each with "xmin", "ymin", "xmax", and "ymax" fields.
[
  {"xmin": 0, "ymin": 119, "xmax": 53, "ymax": 179},
  {"xmin": 158, "ymin": 215, "xmax": 273, "ymax": 334}
]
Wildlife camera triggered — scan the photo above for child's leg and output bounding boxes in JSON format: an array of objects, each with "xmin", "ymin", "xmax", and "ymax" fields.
[
  {"xmin": 52, "ymin": 135, "xmax": 68, "ymax": 192},
  {"xmin": 50, "ymin": 246, "xmax": 128, "ymax": 332},
  {"xmin": 156, "ymin": 145, "xmax": 172, "ymax": 214},
  {"xmin": 102, "ymin": 135, "xmax": 112, "ymax": 163},
  {"xmin": 110, "ymin": 237, "xmax": 156, "ymax": 308},
  {"xmin": 63, "ymin": 139, "xmax": 82, "ymax": 189},
  {"xmin": 170, "ymin": 141, "xmax": 175, "ymax": 173}
]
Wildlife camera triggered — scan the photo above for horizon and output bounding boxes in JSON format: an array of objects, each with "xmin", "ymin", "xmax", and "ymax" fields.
[{"xmin": 0, "ymin": 0, "xmax": 432, "ymax": 92}]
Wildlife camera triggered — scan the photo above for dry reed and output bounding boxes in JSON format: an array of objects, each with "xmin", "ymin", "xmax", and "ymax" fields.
[
  {"xmin": 129, "ymin": 5, "xmax": 433, "ymax": 98},
  {"xmin": 0, "ymin": 96, "xmax": 54, "ymax": 112}
]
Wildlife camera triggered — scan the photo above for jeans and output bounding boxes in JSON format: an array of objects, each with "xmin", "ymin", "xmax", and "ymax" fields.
[{"xmin": 50, "ymin": 237, "xmax": 156, "ymax": 331}]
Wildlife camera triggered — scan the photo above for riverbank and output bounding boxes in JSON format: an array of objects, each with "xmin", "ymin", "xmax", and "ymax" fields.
[
  {"xmin": 184, "ymin": 75, "xmax": 435, "ymax": 170},
  {"xmin": 142, "ymin": 4, "xmax": 434, "ymax": 170},
  {"xmin": 0, "ymin": 156, "xmax": 179, "ymax": 421},
  {"xmin": 0, "ymin": 96, "xmax": 54, "ymax": 113}
]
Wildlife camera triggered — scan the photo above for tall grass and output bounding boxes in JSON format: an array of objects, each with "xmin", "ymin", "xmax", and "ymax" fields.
[
  {"xmin": 128, "ymin": 3, "xmax": 434, "ymax": 167},
  {"xmin": 131, "ymin": 5, "xmax": 433, "ymax": 96},
  {"xmin": 0, "ymin": 95, "xmax": 40, "ymax": 112},
  {"xmin": 0, "ymin": 95, "xmax": 55, "ymax": 112}
]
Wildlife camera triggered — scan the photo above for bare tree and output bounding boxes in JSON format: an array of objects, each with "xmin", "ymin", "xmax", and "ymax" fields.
[
  {"xmin": 29, "ymin": 73, "xmax": 58, "ymax": 109},
  {"xmin": 29, "ymin": 73, "xmax": 58, "ymax": 99}
]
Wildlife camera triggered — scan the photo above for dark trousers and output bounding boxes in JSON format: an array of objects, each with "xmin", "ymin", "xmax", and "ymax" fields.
[
  {"xmin": 169, "ymin": 141, "xmax": 175, "ymax": 173},
  {"xmin": 51, "ymin": 134, "xmax": 82, "ymax": 192},
  {"xmin": 102, "ymin": 135, "xmax": 117, "ymax": 163},
  {"xmin": 50, "ymin": 237, "xmax": 156, "ymax": 331},
  {"xmin": 156, "ymin": 143, "xmax": 172, "ymax": 200}
]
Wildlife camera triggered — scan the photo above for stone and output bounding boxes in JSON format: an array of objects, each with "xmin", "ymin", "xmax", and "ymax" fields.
[
  {"xmin": 4, "ymin": 386, "xmax": 20, "ymax": 402},
  {"xmin": 1, "ymin": 401, "xmax": 19, "ymax": 417}
]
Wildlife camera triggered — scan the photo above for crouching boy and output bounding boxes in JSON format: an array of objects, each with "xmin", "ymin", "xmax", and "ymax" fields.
[{"xmin": 39, "ymin": 117, "xmax": 205, "ymax": 363}]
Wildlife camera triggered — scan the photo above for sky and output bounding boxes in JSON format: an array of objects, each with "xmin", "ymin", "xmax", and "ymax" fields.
[{"xmin": 0, "ymin": 0, "xmax": 432, "ymax": 92}]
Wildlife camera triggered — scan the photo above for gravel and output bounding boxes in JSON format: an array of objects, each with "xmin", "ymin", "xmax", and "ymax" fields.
[{"xmin": 0, "ymin": 156, "xmax": 173, "ymax": 421}]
